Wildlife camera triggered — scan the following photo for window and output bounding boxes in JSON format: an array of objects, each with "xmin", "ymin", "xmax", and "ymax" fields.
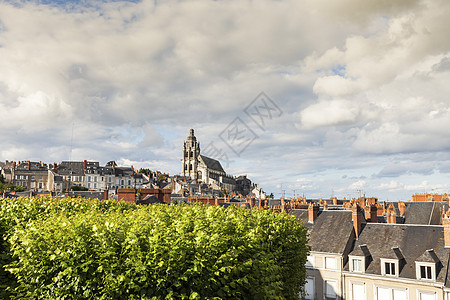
[
  {"xmin": 22, "ymin": 182, "xmax": 27, "ymax": 188},
  {"xmin": 416, "ymin": 263, "xmax": 435, "ymax": 280},
  {"xmin": 351, "ymin": 258, "xmax": 363, "ymax": 272},
  {"xmin": 303, "ymin": 277, "xmax": 314, "ymax": 300},
  {"xmin": 121, "ymin": 180, "xmax": 124, "ymax": 185},
  {"xmin": 325, "ymin": 257, "xmax": 337, "ymax": 270},
  {"xmin": 385, "ymin": 262, "xmax": 395, "ymax": 275},
  {"xmin": 88, "ymin": 176, "xmax": 91, "ymax": 182},
  {"xmin": 88, "ymin": 183, "xmax": 91, "ymax": 188},
  {"xmin": 381, "ymin": 259, "xmax": 398, "ymax": 276},
  {"xmin": 94, "ymin": 183, "xmax": 97, "ymax": 189},
  {"xmin": 30, "ymin": 182, "xmax": 35, "ymax": 188},
  {"xmin": 31, "ymin": 176, "xmax": 35, "ymax": 180},
  {"xmin": 418, "ymin": 291, "xmax": 436, "ymax": 300},
  {"xmin": 350, "ymin": 282, "xmax": 365, "ymax": 300},
  {"xmin": 94, "ymin": 177, "xmax": 97, "ymax": 182},
  {"xmin": 324, "ymin": 280, "xmax": 337, "ymax": 299},
  {"xmin": 39, "ymin": 176, "xmax": 43, "ymax": 180},
  {"xmin": 376, "ymin": 286, "xmax": 407, "ymax": 300},
  {"xmin": 38, "ymin": 182, "xmax": 43, "ymax": 189},
  {"xmin": 421, "ymin": 266, "xmax": 432, "ymax": 279},
  {"xmin": 305, "ymin": 255, "xmax": 315, "ymax": 268}
]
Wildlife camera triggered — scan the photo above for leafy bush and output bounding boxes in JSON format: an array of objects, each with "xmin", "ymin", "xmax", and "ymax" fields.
[
  {"xmin": 0, "ymin": 197, "xmax": 138, "ymax": 299},
  {"xmin": 1, "ymin": 197, "xmax": 308, "ymax": 299}
]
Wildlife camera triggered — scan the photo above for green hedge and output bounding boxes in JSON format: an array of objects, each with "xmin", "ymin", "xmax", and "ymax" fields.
[{"xmin": 1, "ymin": 197, "xmax": 309, "ymax": 299}]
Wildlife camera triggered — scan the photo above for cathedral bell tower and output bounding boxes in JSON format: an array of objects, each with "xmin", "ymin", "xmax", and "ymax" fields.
[{"xmin": 182, "ymin": 128, "xmax": 200, "ymax": 180}]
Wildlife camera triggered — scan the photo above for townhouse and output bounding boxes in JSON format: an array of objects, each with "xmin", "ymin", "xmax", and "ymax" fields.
[{"xmin": 292, "ymin": 201, "xmax": 450, "ymax": 300}]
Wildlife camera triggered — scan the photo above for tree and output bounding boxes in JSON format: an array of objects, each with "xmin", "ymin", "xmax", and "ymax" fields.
[
  {"xmin": 0, "ymin": 183, "xmax": 25, "ymax": 193},
  {"xmin": 138, "ymin": 168, "xmax": 152, "ymax": 175},
  {"xmin": 0, "ymin": 174, "xmax": 4, "ymax": 184},
  {"xmin": 220, "ymin": 188, "xmax": 227, "ymax": 198}
]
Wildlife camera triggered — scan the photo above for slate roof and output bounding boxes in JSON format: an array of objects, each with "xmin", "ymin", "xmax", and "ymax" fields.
[
  {"xmin": 68, "ymin": 191, "xmax": 104, "ymax": 200},
  {"xmin": 58, "ymin": 161, "xmax": 85, "ymax": 175},
  {"xmin": 403, "ymin": 202, "xmax": 448, "ymax": 225},
  {"xmin": 345, "ymin": 223, "xmax": 450, "ymax": 284},
  {"xmin": 416, "ymin": 249, "xmax": 440, "ymax": 263},
  {"xmin": 199, "ymin": 155, "xmax": 225, "ymax": 174},
  {"xmin": 137, "ymin": 195, "xmax": 161, "ymax": 205},
  {"xmin": 290, "ymin": 209, "xmax": 354, "ymax": 254}
]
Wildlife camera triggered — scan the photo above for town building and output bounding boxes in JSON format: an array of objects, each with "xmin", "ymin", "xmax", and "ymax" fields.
[
  {"xmin": 181, "ymin": 129, "xmax": 237, "ymax": 192},
  {"xmin": 292, "ymin": 200, "xmax": 450, "ymax": 300}
]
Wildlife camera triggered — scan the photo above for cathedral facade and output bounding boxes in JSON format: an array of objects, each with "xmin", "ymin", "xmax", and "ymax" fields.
[{"xmin": 182, "ymin": 129, "xmax": 236, "ymax": 192}]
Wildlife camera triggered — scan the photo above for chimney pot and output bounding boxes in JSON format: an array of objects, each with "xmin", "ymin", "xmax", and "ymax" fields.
[{"xmin": 398, "ymin": 201, "xmax": 406, "ymax": 216}]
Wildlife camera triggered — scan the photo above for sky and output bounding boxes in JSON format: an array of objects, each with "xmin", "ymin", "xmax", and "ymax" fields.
[{"xmin": 1, "ymin": 0, "xmax": 450, "ymax": 201}]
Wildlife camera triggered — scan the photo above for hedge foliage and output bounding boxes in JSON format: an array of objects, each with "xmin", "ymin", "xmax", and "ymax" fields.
[{"xmin": 0, "ymin": 197, "xmax": 309, "ymax": 299}]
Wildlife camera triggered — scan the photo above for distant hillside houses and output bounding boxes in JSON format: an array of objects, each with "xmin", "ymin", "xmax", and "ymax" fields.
[
  {"xmin": 0, "ymin": 160, "xmax": 150, "ymax": 194},
  {"xmin": 0, "ymin": 129, "xmax": 266, "ymax": 199}
]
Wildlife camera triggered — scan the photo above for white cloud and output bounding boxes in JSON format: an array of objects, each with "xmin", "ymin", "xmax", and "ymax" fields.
[
  {"xmin": 0, "ymin": 0, "xmax": 450, "ymax": 200},
  {"xmin": 301, "ymin": 99, "xmax": 360, "ymax": 128}
]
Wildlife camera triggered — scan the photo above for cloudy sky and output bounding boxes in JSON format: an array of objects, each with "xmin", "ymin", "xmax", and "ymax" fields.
[{"xmin": 1, "ymin": 0, "xmax": 450, "ymax": 200}]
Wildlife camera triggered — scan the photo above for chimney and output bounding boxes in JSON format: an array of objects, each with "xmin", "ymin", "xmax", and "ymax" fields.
[
  {"xmin": 442, "ymin": 209, "xmax": 450, "ymax": 247},
  {"xmin": 28, "ymin": 161, "xmax": 31, "ymax": 170},
  {"xmin": 103, "ymin": 189, "xmax": 108, "ymax": 200},
  {"xmin": 352, "ymin": 203, "xmax": 362, "ymax": 239},
  {"xmin": 370, "ymin": 204, "xmax": 377, "ymax": 223},
  {"xmin": 12, "ymin": 161, "xmax": 16, "ymax": 169},
  {"xmin": 308, "ymin": 203, "xmax": 319, "ymax": 223},
  {"xmin": 332, "ymin": 197, "xmax": 337, "ymax": 205},
  {"xmin": 83, "ymin": 160, "xmax": 87, "ymax": 170},
  {"xmin": 398, "ymin": 201, "xmax": 406, "ymax": 216},
  {"xmin": 386, "ymin": 205, "xmax": 397, "ymax": 224},
  {"xmin": 364, "ymin": 205, "xmax": 378, "ymax": 223},
  {"xmin": 364, "ymin": 205, "xmax": 371, "ymax": 221},
  {"xmin": 323, "ymin": 202, "xmax": 328, "ymax": 210}
]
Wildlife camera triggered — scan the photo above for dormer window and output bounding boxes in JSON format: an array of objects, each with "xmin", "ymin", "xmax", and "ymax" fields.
[
  {"xmin": 385, "ymin": 262, "xmax": 396, "ymax": 276},
  {"xmin": 420, "ymin": 265, "xmax": 433, "ymax": 279},
  {"xmin": 415, "ymin": 249, "xmax": 439, "ymax": 281},
  {"xmin": 351, "ymin": 258, "xmax": 363, "ymax": 272},
  {"xmin": 348, "ymin": 245, "xmax": 370, "ymax": 273},
  {"xmin": 381, "ymin": 259, "xmax": 399, "ymax": 276}
]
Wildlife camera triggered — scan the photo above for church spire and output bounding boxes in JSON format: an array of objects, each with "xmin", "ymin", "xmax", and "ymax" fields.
[{"xmin": 182, "ymin": 128, "xmax": 200, "ymax": 180}]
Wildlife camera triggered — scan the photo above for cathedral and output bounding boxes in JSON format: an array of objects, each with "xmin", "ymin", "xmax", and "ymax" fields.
[{"xmin": 182, "ymin": 129, "xmax": 236, "ymax": 192}]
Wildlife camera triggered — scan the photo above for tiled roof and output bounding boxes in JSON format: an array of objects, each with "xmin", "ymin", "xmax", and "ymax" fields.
[
  {"xmin": 403, "ymin": 202, "xmax": 448, "ymax": 225},
  {"xmin": 199, "ymin": 155, "xmax": 225, "ymax": 173},
  {"xmin": 290, "ymin": 209, "xmax": 354, "ymax": 254},
  {"xmin": 346, "ymin": 223, "xmax": 450, "ymax": 283}
]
